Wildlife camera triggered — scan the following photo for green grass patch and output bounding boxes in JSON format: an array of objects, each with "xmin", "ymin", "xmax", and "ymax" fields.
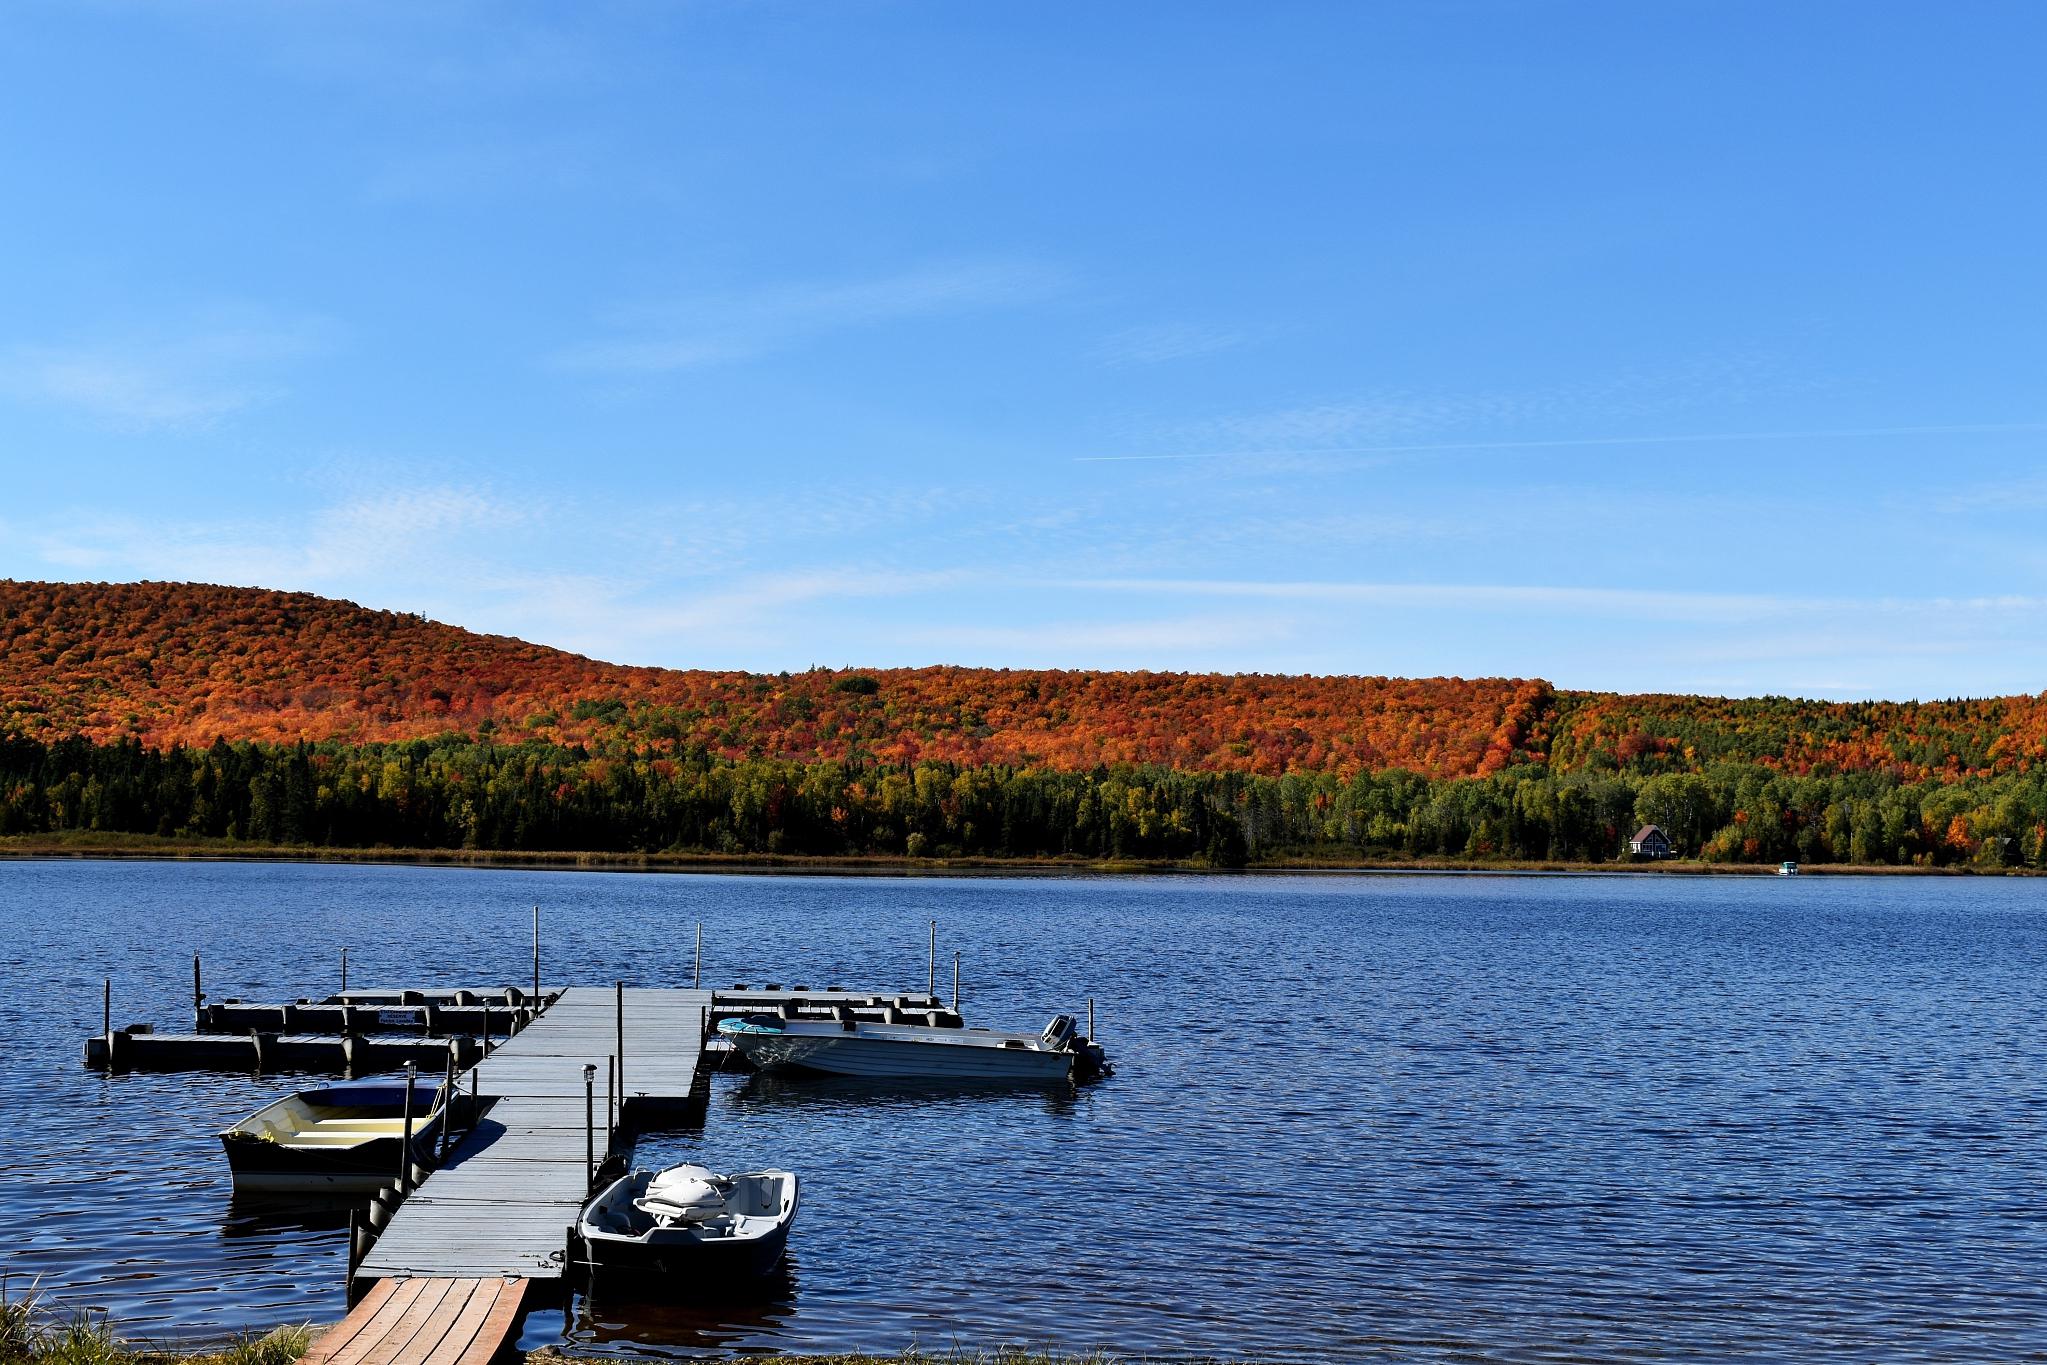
[{"xmin": 0, "ymin": 1281, "xmax": 308, "ymax": 1365}]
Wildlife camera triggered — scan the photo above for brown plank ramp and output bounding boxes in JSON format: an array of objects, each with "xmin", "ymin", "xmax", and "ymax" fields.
[{"xmin": 304, "ymin": 1278, "xmax": 528, "ymax": 1365}]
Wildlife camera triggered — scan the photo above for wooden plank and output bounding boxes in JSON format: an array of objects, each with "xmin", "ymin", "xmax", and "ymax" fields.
[
  {"xmin": 301, "ymin": 1279, "xmax": 398, "ymax": 1365},
  {"xmin": 322, "ymin": 1279, "xmax": 427, "ymax": 1365},
  {"xmin": 451, "ymin": 1279, "xmax": 528, "ymax": 1365},
  {"xmin": 418, "ymin": 1281, "xmax": 508, "ymax": 1365},
  {"xmin": 389, "ymin": 1279, "xmax": 484, "ymax": 1365},
  {"xmin": 355, "ymin": 1277, "xmax": 461, "ymax": 1365}
]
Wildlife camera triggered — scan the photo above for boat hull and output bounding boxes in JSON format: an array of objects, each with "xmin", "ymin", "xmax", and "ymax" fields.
[
  {"xmin": 582, "ymin": 1218, "xmax": 792, "ymax": 1284},
  {"xmin": 220, "ymin": 1135, "xmax": 418, "ymax": 1193},
  {"xmin": 578, "ymin": 1167, "xmax": 799, "ymax": 1291},
  {"xmin": 724, "ymin": 1026, "xmax": 1073, "ymax": 1081},
  {"xmin": 218, "ymin": 1078, "xmax": 444, "ymax": 1194}
]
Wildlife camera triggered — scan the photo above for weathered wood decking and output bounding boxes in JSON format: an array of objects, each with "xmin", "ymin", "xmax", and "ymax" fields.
[
  {"xmin": 353, "ymin": 987, "xmax": 711, "ymax": 1286},
  {"xmin": 301, "ymin": 1276, "xmax": 528, "ymax": 1365}
]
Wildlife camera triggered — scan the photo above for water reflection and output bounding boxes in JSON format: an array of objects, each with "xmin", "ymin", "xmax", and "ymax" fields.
[
  {"xmin": 731, "ymin": 1072, "xmax": 1086, "ymax": 1118},
  {"xmin": 573, "ymin": 1264, "xmax": 800, "ymax": 1355},
  {"xmin": 219, "ymin": 1194, "xmax": 354, "ymax": 1240}
]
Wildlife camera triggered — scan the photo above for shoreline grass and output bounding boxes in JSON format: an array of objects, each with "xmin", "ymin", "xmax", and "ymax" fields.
[
  {"xmin": 0, "ymin": 829, "xmax": 2035, "ymax": 876},
  {"xmin": 0, "ymin": 1282, "xmax": 309, "ymax": 1365},
  {"xmin": 4, "ymin": 1293, "xmax": 1156, "ymax": 1365}
]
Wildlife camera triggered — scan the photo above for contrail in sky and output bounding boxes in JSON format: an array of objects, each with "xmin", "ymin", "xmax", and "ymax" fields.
[{"xmin": 1074, "ymin": 421, "xmax": 2047, "ymax": 463}]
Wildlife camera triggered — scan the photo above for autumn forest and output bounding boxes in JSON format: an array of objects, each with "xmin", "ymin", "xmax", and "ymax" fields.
[{"xmin": 4, "ymin": 580, "xmax": 2046, "ymax": 868}]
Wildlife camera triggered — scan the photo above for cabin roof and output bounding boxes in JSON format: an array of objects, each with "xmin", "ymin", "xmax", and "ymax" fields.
[{"xmin": 1631, "ymin": 824, "xmax": 1666, "ymax": 842}]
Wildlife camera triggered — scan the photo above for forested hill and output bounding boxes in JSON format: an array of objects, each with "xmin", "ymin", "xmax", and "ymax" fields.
[{"xmin": 3, "ymin": 579, "xmax": 2045, "ymax": 781}]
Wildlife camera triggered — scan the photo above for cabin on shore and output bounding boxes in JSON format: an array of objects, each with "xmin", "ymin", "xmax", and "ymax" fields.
[{"xmin": 1629, "ymin": 824, "xmax": 1675, "ymax": 859}]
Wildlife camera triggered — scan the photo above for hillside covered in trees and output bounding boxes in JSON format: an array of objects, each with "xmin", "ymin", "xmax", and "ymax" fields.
[{"xmin": 3, "ymin": 580, "xmax": 2045, "ymax": 868}]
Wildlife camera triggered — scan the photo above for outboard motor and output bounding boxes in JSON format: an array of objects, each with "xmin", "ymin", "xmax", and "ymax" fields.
[
  {"xmin": 638, "ymin": 1164, "xmax": 731, "ymax": 1225},
  {"xmin": 1041, "ymin": 1014, "xmax": 1077, "ymax": 1051}
]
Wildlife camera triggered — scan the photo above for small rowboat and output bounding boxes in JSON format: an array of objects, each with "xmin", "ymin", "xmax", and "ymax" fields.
[
  {"xmin": 219, "ymin": 1076, "xmax": 444, "ymax": 1193},
  {"xmin": 578, "ymin": 1163, "xmax": 799, "ymax": 1283},
  {"xmin": 717, "ymin": 1012, "xmax": 1106, "ymax": 1082}
]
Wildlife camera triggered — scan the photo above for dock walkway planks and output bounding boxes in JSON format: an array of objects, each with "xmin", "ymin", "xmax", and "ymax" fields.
[
  {"xmin": 355, "ymin": 986, "xmax": 711, "ymax": 1286},
  {"xmin": 302, "ymin": 1276, "xmax": 527, "ymax": 1365}
]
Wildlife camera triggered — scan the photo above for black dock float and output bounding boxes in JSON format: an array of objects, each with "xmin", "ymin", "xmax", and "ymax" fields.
[
  {"xmin": 85, "ymin": 1030, "xmax": 482, "ymax": 1074},
  {"xmin": 198, "ymin": 1000, "xmax": 545, "ymax": 1037}
]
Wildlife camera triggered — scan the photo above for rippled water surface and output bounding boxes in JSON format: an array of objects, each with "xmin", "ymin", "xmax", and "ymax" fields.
[{"xmin": 3, "ymin": 861, "xmax": 2046, "ymax": 1360}]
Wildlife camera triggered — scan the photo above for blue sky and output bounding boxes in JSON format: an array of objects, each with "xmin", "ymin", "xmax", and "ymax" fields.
[{"xmin": 3, "ymin": 2, "xmax": 2045, "ymax": 699}]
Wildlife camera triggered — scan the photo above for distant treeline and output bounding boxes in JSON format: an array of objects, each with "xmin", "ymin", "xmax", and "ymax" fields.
[{"xmin": 3, "ymin": 735, "xmax": 2045, "ymax": 868}]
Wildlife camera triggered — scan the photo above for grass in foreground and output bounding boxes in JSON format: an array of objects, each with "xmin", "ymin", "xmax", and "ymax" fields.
[
  {"xmin": 534, "ymin": 1353, "xmax": 1142, "ymax": 1365},
  {"xmin": 0, "ymin": 1282, "xmax": 309, "ymax": 1365}
]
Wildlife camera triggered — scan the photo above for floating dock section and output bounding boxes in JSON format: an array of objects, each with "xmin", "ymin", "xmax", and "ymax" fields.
[{"xmin": 352, "ymin": 987, "xmax": 712, "ymax": 1287}]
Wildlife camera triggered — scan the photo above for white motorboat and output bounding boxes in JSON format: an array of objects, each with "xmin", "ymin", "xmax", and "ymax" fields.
[
  {"xmin": 578, "ymin": 1163, "xmax": 799, "ymax": 1283},
  {"xmin": 717, "ymin": 1012, "xmax": 1105, "ymax": 1082}
]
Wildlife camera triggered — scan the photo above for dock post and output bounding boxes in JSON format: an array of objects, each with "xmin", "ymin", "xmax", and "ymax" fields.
[
  {"xmin": 439, "ymin": 1046, "xmax": 455, "ymax": 1161},
  {"xmin": 482, "ymin": 1003, "xmax": 492, "ymax": 1055},
  {"xmin": 1089, "ymin": 997, "xmax": 1095, "ymax": 1042},
  {"xmin": 607, "ymin": 1054, "xmax": 616, "ymax": 1144},
  {"xmin": 340, "ymin": 947, "xmax": 347, "ymax": 994},
  {"xmin": 532, "ymin": 905, "xmax": 541, "ymax": 1001},
  {"xmin": 399, "ymin": 1062, "xmax": 416, "ymax": 1192},
  {"xmin": 615, "ymin": 981, "xmax": 624, "ymax": 1101},
  {"xmin": 583, "ymin": 1063, "xmax": 597, "ymax": 1193},
  {"xmin": 102, "ymin": 978, "xmax": 111, "ymax": 1044},
  {"xmin": 953, "ymin": 951, "xmax": 961, "ymax": 1010},
  {"xmin": 694, "ymin": 922, "xmax": 702, "ymax": 988},
  {"xmin": 192, "ymin": 955, "xmax": 203, "ymax": 1028},
  {"xmin": 929, "ymin": 920, "xmax": 936, "ymax": 995},
  {"xmin": 347, "ymin": 1207, "xmax": 362, "ymax": 1278}
]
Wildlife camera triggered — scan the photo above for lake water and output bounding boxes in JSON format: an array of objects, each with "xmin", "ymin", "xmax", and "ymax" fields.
[{"xmin": 2, "ymin": 860, "xmax": 2044, "ymax": 1361}]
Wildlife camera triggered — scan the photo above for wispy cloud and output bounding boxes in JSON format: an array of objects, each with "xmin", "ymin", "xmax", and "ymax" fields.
[
  {"xmin": 30, "ymin": 482, "xmax": 533, "ymax": 586},
  {"xmin": 1078, "ymin": 421, "xmax": 2047, "ymax": 464},
  {"xmin": 557, "ymin": 259, "xmax": 1064, "ymax": 372},
  {"xmin": 1090, "ymin": 322, "xmax": 1256, "ymax": 367},
  {"xmin": 0, "ymin": 315, "xmax": 328, "ymax": 430},
  {"xmin": 365, "ymin": 135, "xmax": 608, "ymax": 203},
  {"xmin": 1055, "ymin": 576, "xmax": 2047, "ymax": 622},
  {"xmin": 1093, "ymin": 351, "xmax": 1861, "ymax": 461}
]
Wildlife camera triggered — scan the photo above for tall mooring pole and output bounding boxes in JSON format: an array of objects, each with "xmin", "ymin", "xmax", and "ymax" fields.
[{"xmin": 583, "ymin": 1063, "xmax": 597, "ymax": 1192}]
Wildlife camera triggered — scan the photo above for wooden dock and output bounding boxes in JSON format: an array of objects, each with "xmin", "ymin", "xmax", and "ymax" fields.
[
  {"xmin": 301, "ymin": 1276, "xmax": 527, "ymax": 1365},
  {"xmin": 352, "ymin": 987, "xmax": 711, "ymax": 1289}
]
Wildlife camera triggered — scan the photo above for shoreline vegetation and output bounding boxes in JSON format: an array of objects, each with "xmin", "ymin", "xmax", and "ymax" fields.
[
  {"xmin": 0, "ymin": 1292, "xmax": 1132, "ymax": 1365},
  {"xmin": 5, "ymin": 734, "xmax": 2047, "ymax": 874},
  {"xmin": 0, "ymin": 830, "xmax": 2035, "ymax": 875},
  {"xmin": 6, "ymin": 586, "xmax": 2047, "ymax": 874}
]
